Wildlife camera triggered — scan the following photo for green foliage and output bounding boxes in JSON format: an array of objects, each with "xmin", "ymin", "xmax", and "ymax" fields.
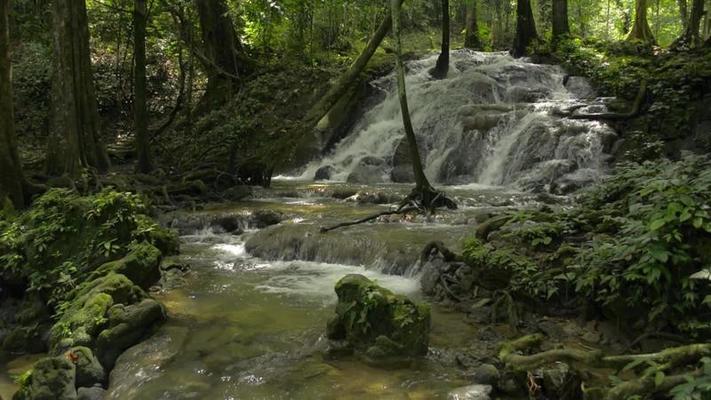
[
  {"xmin": 669, "ymin": 357, "xmax": 711, "ymax": 400},
  {"xmin": 0, "ymin": 189, "xmax": 177, "ymax": 309},
  {"xmin": 572, "ymin": 157, "xmax": 711, "ymax": 329}
]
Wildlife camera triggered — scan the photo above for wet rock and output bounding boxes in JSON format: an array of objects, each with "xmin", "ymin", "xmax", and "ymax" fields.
[
  {"xmin": 565, "ymin": 76, "xmax": 596, "ymax": 99},
  {"xmin": 346, "ymin": 157, "xmax": 387, "ymax": 184},
  {"xmin": 96, "ymin": 298, "xmax": 165, "ymax": 370},
  {"xmin": 447, "ymin": 384, "xmax": 492, "ymax": 400},
  {"xmin": 250, "ymin": 210, "xmax": 283, "ymax": 228},
  {"xmin": 222, "ymin": 185, "xmax": 252, "ymax": 202},
  {"xmin": 390, "ymin": 140, "xmax": 414, "ymax": 183},
  {"xmin": 69, "ymin": 347, "xmax": 106, "ymax": 388},
  {"xmin": 467, "ymin": 363, "xmax": 500, "ymax": 386},
  {"xmin": 76, "ymin": 386, "xmax": 106, "ymax": 400},
  {"xmin": 90, "ymin": 243, "xmax": 162, "ymax": 290},
  {"xmin": 14, "ymin": 356, "xmax": 77, "ymax": 400},
  {"xmin": 314, "ymin": 165, "xmax": 335, "ymax": 181},
  {"xmin": 419, "ymin": 261, "xmax": 445, "ymax": 295},
  {"xmin": 535, "ymin": 362, "xmax": 582, "ymax": 400},
  {"xmin": 506, "ymin": 86, "xmax": 549, "ymax": 103},
  {"xmin": 210, "ymin": 215, "xmax": 244, "ymax": 234},
  {"xmin": 326, "ymin": 274, "xmax": 430, "ymax": 365}
]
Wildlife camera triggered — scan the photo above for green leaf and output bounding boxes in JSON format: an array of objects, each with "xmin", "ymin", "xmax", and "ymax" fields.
[
  {"xmin": 649, "ymin": 219, "xmax": 666, "ymax": 231},
  {"xmin": 654, "ymin": 371, "xmax": 665, "ymax": 388}
]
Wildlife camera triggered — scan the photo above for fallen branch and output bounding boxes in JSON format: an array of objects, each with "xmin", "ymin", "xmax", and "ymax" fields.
[{"xmin": 320, "ymin": 206, "xmax": 418, "ymax": 233}]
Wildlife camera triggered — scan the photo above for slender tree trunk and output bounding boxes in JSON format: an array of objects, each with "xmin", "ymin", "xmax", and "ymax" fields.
[
  {"xmin": 626, "ymin": 0, "xmax": 655, "ymax": 43},
  {"xmin": 464, "ymin": 0, "xmax": 482, "ymax": 49},
  {"xmin": 0, "ymin": 0, "xmax": 25, "ymax": 208},
  {"xmin": 678, "ymin": 0, "xmax": 689, "ymax": 29},
  {"xmin": 512, "ymin": 0, "xmax": 538, "ymax": 57},
  {"xmin": 133, "ymin": 0, "xmax": 152, "ymax": 173},
  {"xmin": 302, "ymin": 0, "xmax": 405, "ymax": 129},
  {"xmin": 195, "ymin": 0, "xmax": 241, "ymax": 109},
  {"xmin": 552, "ymin": 0, "xmax": 570, "ymax": 40},
  {"xmin": 47, "ymin": 0, "xmax": 110, "ymax": 177},
  {"xmin": 676, "ymin": 0, "xmax": 705, "ymax": 46},
  {"xmin": 390, "ymin": 0, "xmax": 433, "ymax": 193},
  {"xmin": 432, "ymin": 0, "xmax": 450, "ymax": 78}
]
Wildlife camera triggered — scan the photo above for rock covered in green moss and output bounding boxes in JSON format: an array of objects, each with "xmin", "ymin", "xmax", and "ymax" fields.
[
  {"xmin": 326, "ymin": 274, "xmax": 430, "ymax": 364},
  {"xmin": 90, "ymin": 242, "xmax": 162, "ymax": 290},
  {"xmin": 13, "ymin": 356, "xmax": 77, "ymax": 400},
  {"xmin": 69, "ymin": 347, "xmax": 105, "ymax": 388}
]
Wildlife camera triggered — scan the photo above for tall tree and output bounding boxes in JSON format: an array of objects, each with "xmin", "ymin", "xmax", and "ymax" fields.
[
  {"xmin": 0, "ymin": 0, "xmax": 25, "ymax": 208},
  {"xmin": 626, "ymin": 0, "xmax": 655, "ymax": 43},
  {"xmin": 512, "ymin": 0, "xmax": 538, "ymax": 57},
  {"xmin": 47, "ymin": 0, "xmax": 110, "ymax": 176},
  {"xmin": 133, "ymin": 0, "xmax": 152, "ymax": 173},
  {"xmin": 432, "ymin": 0, "xmax": 450, "ymax": 78},
  {"xmin": 678, "ymin": 0, "xmax": 689, "ymax": 29},
  {"xmin": 195, "ymin": 0, "xmax": 242, "ymax": 108},
  {"xmin": 675, "ymin": 0, "xmax": 705, "ymax": 47},
  {"xmin": 552, "ymin": 0, "xmax": 570, "ymax": 40},
  {"xmin": 464, "ymin": 0, "xmax": 482, "ymax": 49},
  {"xmin": 390, "ymin": 0, "xmax": 435, "ymax": 199}
]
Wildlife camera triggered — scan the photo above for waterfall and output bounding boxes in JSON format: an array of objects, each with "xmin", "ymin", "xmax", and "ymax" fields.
[{"xmin": 299, "ymin": 50, "xmax": 617, "ymax": 194}]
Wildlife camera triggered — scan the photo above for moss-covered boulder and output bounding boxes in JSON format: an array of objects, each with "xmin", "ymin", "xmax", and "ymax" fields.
[
  {"xmin": 68, "ymin": 347, "xmax": 105, "ymax": 388},
  {"xmin": 49, "ymin": 273, "xmax": 145, "ymax": 353},
  {"xmin": 13, "ymin": 356, "xmax": 77, "ymax": 400},
  {"xmin": 326, "ymin": 274, "xmax": 430, "ymax": 365},
  {"xmin": 90, "ymin": 242, "xmax": 162, "ymax": 290},
  {"xmin": 96, "ymin": 298, "xmax": 165, "ymax": 370}
]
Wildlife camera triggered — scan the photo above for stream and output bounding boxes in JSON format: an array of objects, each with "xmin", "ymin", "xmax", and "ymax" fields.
[{"xmin": 104, "ymin": 182, "xmax": 541, "ymax": 400}]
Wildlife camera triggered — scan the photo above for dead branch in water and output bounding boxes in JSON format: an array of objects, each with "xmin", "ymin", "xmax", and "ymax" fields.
[{"xmin": 320, "ymin": 206, "xmax": 418, "ymax": 233}]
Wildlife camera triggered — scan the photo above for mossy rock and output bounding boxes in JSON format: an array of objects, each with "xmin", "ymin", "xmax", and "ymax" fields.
[
  {"xmin": 67, "ymin": 347, "xmax": 105, "ymax": 388},
  {"xmin": 95, "ymin": 298, "xmax": 165, "ymax": 370},
  {"xmin": 49, "ymin": 273, "xmax": 146, "ymax": 353},
  {"xmin": 2, "ymin": 325, "xmax": 48, "ymax": 354},
  {"xmin": 12, "ymin": 356, "xmax": 77, "ymax": 400},
  {"xmin": 90, "ymin": 242, "xmax": 162, "ymax": 290},
  {"xmin": 326, "ymin": 274, "xmax": 430, "ymax": 365}
]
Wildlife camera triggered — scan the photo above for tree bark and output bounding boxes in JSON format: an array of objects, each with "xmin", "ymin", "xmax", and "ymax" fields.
[
  {"xmin": 432, "ymin": 0, "xmax": 450, "ymax": 79},
  {"xmin": 675, "ymin": 0, "xmax": 705, "ymax": 46},
  {"xmin": 133, "ymin": 0, "xmax": 152, "ymax": 173},
  {"xmin": 302, "ymin": 0, "xmax": 405, "ymax": 130},
  {"xmin": 0, "ymin": 0, "xmax": 25, "ymax": 208},
  {"xmin": 626, "ymin": 0, "xmax": 655, "ymax": 43},
  {"xmin": 552, "ymin": 0, "xmax": 570, "ymax": 40},
  {"xmin": 390, "ymin": 0, "xmax": 434, "ymax": 194},
  {"xmin": 512, "ymin": 0, "xmax": 539, "ymax": 58},
  {"xmin": 194, "ymin": 0, "xmax": 241, "ymax": 109},
  {"xmin": 464, "ymin": 0, "xmax": 482, "ymax": 49},
  {"xmin": 47, "ymin": 0, "xmax": 110, "ymax": 177},
  {"xmin": 678, "ymin": 0, "xmax": 689, "ymax": 29}
]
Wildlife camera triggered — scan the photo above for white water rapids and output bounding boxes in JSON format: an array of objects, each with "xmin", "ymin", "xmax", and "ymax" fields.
[{"xmin": 297, "ymin": 50, "xmax": 618, "ymax": 193}]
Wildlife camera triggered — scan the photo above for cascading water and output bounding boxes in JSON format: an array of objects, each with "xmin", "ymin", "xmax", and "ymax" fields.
[{"xmin": 299, "ymin": 50, "xmax": 617, "ymax": 193}]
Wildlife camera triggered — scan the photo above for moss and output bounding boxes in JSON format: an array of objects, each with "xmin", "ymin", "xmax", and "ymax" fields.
[
  {"xmin": 12, "ymin": 356, "xmax": 77, "ymax": 400},
  {"xmin": 327, "ymin": 274, "xmax": 430, "ymax": 365},
  {"xmin": 90, "ymin": 242, "xmax": 162, "ymax": 290}
]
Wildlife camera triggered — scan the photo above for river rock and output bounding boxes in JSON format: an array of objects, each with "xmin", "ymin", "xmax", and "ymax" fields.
[
  {"xmin": 90, "ymin": 243, "xmax": 162, "ymax": 290},
  {"xmin": 535, "ymin": 362, "xmax": 582, "ymax": 400},
  {"xmin": 565, "ymin": 76, "xmax": 596, "ymax": 99},
  {"xmin": 210, "ymin": 215, "xmax": 244, "ymax": 234},
  {"xmin": 250, "ymin": 210, "xmax": 283, "ymax": 228},
  {"xmin": 326, "ymin": 274, "xmax": 430, "ymax": 365},
  {"xmin": 467, "ymin": 363, "xmax": 500, "ymax": 386},
  {"xmin": 447, "ymin": 384, "xmax": 492, "ymax": 400},
  {"xmin": 76, "ymin": 386, "xmax": 106, "ymax": 400},
  {"xmin": 346, "ymin": 157, "xmax": 387, "ymax": 184},
  {"xmin": 13, "ymin": 356, "xmax": 77, "ymax": 400},
  {"xmin": 70, "ymin": 347, "xmax": 106, "ymax": 387},
  {"xmin": 314, "ymin": 165, "xmax": 335, "ymax": 181},
  {"xmin": 390, "ymin": 140, "xmax": 414, "ymax": 183},
  {"xmin": 96, "ymin": 298, "xmax": 165, "ymax": 370}
]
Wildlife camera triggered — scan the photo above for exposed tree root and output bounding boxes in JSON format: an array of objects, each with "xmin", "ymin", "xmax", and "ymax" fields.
[
  {"xmin": 498, "ymin": 335, "xmax": 711, "ymax": 400},
  {"xmin": 420, "ymin": 241, "xmax": 462, "ymax": 263},
  {"xmin": 557, "ymin": 82, "xmax": 647, "ymax": 121}
]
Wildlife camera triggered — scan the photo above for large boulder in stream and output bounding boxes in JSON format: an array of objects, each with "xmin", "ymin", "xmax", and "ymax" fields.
[
  {"xmin": 346, "ymin": 157, "xmax": 387, "ymax": 184},
  {"xmin": 13, "ymin": 356, "xmax": 77, "ymax": 400},
  {"xmin": 326, "ymin": 274, "xmax": 430, "ymax": 365}
]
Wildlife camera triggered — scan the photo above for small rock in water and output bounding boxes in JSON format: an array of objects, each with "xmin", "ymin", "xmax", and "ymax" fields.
[
  {"xmin": 447, "ymin": 384, "xmax": 492, "ymax": 400},
  {"xmin": 314, "ymin": 165, "xmax": 335, "ymax": 181}
]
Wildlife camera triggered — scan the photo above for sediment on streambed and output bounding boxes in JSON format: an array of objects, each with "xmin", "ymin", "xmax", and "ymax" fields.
[{"xmin": 0, "ymin": 190, "xmax": 180, "ymax": 399}]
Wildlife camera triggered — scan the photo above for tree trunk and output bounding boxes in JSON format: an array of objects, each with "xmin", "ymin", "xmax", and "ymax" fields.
[
  {"xmin": 0, "ymin": 0, "xmax": 25, "ymax": 208},
  {"xmin": 552, "ymin": 0, "xmax": 570, "ymax": 40},
  {"xmin": 195, "ymin": 0, "xmax": 241, "ymax": 109},
  {"xmin": 464, "ymin": 0, "xmax": 482, "ymax": 49},
  {"xmin": 432, "ymin": 0, "xmax": 450, "ymax": 79},
  {"xmin": 47, "ymin": 0, "xmax": 110, "ymax": 177},
  {"xmin": 133, "ymin": 0, "xmax": 152, "ymax": 173},
  {"xmin": 676, "ymin": 0, "xmax": 705, "ymax": 46},
  {"xmin": 512, "ymin": 0, "xmax": 538, "ymax": 58},
  {"xmin": 626, "ymin": 0, "xmax": 655, "ymax": 43},
  {"xmin": 678, "ymin": 0, "xmax": 689, "ymax": 29},
  {"xmin": 390, "ymin": 0, "xmax": 433, "ymax": 194},
  {"xmin": 301, "ymin": 0, "xmax": 405, "ymax": 129}
]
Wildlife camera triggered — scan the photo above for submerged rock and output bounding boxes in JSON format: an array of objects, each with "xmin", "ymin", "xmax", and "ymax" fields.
[
  {"xmin": 447, "ymin": 384, "xmax": 492, "ymax": 400},
  {"xmin": 314, "ymin": 165, "xmax": 335, "ymax": 181},
  {"xmin": 326, "ymin": 274, "xmax": 430, "ymax": 365}
]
